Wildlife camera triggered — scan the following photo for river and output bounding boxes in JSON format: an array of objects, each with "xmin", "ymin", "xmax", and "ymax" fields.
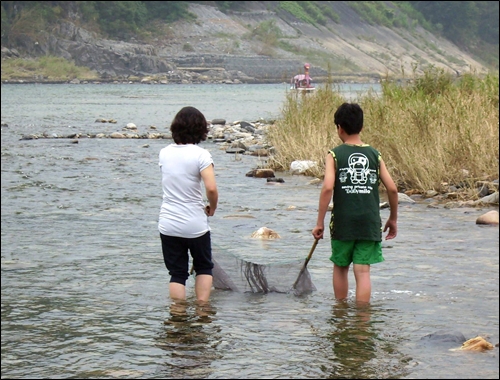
[{"xmin": 1, "ymin": 83, "xmax": 498, "ymax": 379}]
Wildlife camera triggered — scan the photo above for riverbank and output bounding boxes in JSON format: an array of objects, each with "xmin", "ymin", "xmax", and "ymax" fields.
[
  {"xmin": 2, "ymin": 79, "xmax": 497, "ymax": 211},
  {"xmin": 5, "ymin": 116, "xmax": 499, "ymax": 210},
  {"xmin": 0, "ymin": 70, "xmax": 382, "ymax": 85}
]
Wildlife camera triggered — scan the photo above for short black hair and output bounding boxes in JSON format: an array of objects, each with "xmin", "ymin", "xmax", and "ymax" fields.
[
  {"xmin": 334, "ymin": 103, "xmax": 363, "ymax": 135},
  {"xmin": 170, "ymin": 106, "xmax": 209, "ymax": 144}
]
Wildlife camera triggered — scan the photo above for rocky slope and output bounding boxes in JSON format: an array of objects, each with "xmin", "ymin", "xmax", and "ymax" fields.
[{"xmin": 1, "ymin": 2, "xmax": 490, "ymax": 84}]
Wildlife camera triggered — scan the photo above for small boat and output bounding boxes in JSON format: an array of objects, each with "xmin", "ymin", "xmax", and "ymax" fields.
[
  {"xmin": 294, "ymin": 85, "xmax": 315, "ymax": 92},
  {"xmin": 290, "ymin": 63, "xmax": 315, "ymax": 92}
]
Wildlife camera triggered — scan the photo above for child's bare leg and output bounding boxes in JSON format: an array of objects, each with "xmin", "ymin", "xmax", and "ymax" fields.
[
  {"xmin": 353, "ymin": 263, "xmax": 371, "ymax": 303},
  {"xmin": 169, "ymin": 299, "xmax": 188, "ymax": 316},
  {"xmin": 333, "ymin": 264, "xmax": 350, "ymax": 300},
  {"xmin": 194, "ymin": 274, "xmax": 212, "ymax": 302},
  {"xmin": 169, "ymin": 282, "xmax": 186, "ymax": 300}
]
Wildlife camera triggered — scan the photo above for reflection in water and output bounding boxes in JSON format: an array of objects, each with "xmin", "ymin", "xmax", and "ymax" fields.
[
  {"xmin": 323, "ymin": 301, "xmax": 410, "ymax": 379},
  {"xmin": 154, "ymin": 300, "xmax": 221, "ymax": 379}
]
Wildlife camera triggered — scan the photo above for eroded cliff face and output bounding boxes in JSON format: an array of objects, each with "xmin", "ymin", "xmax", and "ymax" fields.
[{"xmin": 1, "ymin": 2, "xmax": 489, "ymax": 83}]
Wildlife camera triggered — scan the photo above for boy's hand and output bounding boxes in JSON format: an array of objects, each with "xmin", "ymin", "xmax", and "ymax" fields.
[
  {"xmin": 383, "ymin": 219, "xmax": 397, "ymax": 240},
  {"xmin": 312, "ymin": 225, "xmax": 324, "ymax": 240}
]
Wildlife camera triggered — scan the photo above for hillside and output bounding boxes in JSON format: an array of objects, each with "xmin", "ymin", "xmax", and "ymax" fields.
[{"xmin": 1, "ymin": 2, "xmax": 495, "ymax": 83}]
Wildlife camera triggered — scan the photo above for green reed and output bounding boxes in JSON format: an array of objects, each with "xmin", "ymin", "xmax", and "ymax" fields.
[
  {"xmin": 267, "ymin": 67, "xmax": 499, "ymax": 195},
  {"xmin": 1, "ymin": 56, "xmax": 99, "ymax": 81}
]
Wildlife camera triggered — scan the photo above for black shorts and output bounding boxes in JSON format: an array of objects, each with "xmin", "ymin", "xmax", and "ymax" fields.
[{"xmin": 160, "ymin": 231, "xmax": 213, "ymax": 285}]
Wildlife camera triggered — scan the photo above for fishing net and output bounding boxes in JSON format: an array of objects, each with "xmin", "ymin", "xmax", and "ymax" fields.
[{"xmin": 210, "ymin": 241, "xmax": 317, "ymax": 296}]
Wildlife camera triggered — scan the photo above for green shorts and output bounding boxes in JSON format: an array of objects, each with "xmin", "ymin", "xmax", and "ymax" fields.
[{"xmin": 330, "ymin": 239, "xmax": 384, "ymax": 267}]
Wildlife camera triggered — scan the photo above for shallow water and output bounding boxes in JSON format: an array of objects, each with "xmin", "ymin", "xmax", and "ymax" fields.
[{"xmin": 1, "ymin": 83, "xmax": 498, "ymax": 379}]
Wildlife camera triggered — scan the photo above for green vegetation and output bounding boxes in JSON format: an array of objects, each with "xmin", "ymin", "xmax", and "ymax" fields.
[
  {"xmin": 267, "ymin": 68, "xmax": 499, "ymax": 196},
  {"xmin": 244, "ymin": 19, "xmax": 361, "ymax": 69},
  {"xmin": 1, "ymin": 56, "xmax": 99, "ymax": 81},
  {"xmin": 349, "ymin": 2, "xmax": 402, "ymax": 28},
  {"xmin": 1, "ymin": 1, "xmax": 194, "ymax": 41},
  {"xmin": 408, "ymin": 1, "xmax": 498, "ymax": 46},
  {"xmin": 182, "ymin": 42, "xmax": 195, "ymax": 52},
  {"xmin": 277, "ymin": 1, "xmax": 330, "ymax": 26},
  {"xmin": 0, "ymin": 1, "xmax": 497, "ymax": 77},
  {"xmin": 407, "ymin": 1, "xmax": 499, "ymax": 68},
  {"xmin": 246, "ymin": 19, "xmax": 283, "ymax": 44},
  {"xmin": 344, "ymin": 1, "xmax": 498, "ymax": 68},
  {"xmin": 242, "ymin": 19, "xmax": 282, "ymax": 56},
  {"xmin": 2, "ymin": 1, "xmax": 496, "ymax": 49}
]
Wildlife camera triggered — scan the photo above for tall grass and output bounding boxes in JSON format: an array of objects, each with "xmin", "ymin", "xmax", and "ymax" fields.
[
  {"xmin": 266, "ymin": 80, "xmax": 345, "ymax": 175},
  {"xmin": 267, "ymin": 68, "xmax": 499, "ymax": 195}
]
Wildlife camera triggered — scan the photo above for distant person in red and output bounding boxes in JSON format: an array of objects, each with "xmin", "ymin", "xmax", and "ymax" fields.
[
  {"xmin": 303, "ymin": 62, "xmax": 311, "ymax": 86},
  {"xmin": 291, "ymin": 63, "xmax": 313, "ymax": 89}
]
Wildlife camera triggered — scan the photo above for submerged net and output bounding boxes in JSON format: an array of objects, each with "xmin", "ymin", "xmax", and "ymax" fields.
[{"xmin": 210, "ymin": 247, "xmax": 317, "ymax": 296}]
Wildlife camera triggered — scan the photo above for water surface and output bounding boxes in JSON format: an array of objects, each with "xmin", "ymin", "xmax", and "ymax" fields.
[{"xmin": 1, "ymin": 83, "xmax": 498, "ymax": 379}]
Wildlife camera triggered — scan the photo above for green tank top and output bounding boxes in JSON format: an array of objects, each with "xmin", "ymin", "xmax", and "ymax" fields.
[{"xmin": 329, "ymin": 144, "xmax": 382, "ymax": 241}]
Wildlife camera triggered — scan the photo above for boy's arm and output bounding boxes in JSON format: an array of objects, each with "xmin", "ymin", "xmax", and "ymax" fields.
[
  {"xmin": 201, "ymin": 164, "xmax": 218, "ymax": 216},
  {"xmin": 379, "ymin": 159, "xmax": 398, "ymax": 240},
  {"xmin": 312, "ymin": 153, "xmax": 335, "ymax": 240}
]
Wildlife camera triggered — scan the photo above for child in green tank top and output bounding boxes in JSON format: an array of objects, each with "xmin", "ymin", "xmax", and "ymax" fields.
[{"xmin": 312, "ymin": 103, "xmax": 398, "ymax": 304}]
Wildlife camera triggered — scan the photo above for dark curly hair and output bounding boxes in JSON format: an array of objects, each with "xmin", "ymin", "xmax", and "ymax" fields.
[{"xmin": 170, "ymin": 106, "xmax": 209, "ymax": 144}]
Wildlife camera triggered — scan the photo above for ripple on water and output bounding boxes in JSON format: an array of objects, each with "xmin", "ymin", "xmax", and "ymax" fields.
[{"xmin": 1, "ymin": 84, "xmax": 498, "ymax": 379}]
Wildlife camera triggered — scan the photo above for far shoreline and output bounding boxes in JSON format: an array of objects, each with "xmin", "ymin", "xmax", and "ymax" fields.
[
  {"xmin": 1, "ymin": 73, "xmax": 383, "ymax": 86},
  {"xmin": 1, "ymin": 79, "xmax": 381, "ymax": 85}
]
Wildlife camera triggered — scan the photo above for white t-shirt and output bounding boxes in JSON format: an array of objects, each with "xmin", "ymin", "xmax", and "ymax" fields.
[{"xmin": 158, "ymin": 144, "xmax": 213, "ymax": 238}]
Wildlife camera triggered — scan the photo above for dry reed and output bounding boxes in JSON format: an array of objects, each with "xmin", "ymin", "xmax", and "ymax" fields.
[{"xmin": 267, "ymin": 68, "xmax": 499, "ymax": 195}]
